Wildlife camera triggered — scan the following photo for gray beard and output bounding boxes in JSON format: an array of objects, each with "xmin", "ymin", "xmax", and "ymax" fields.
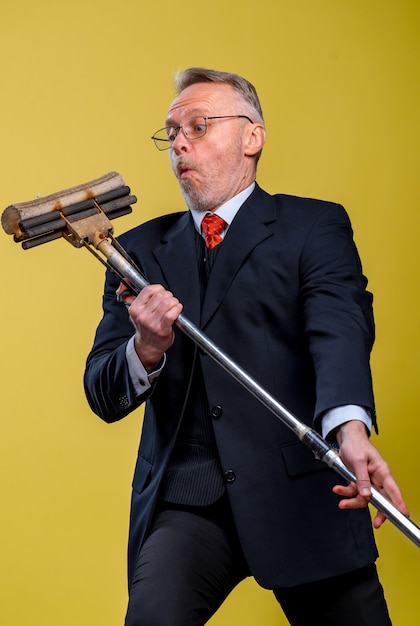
[{"xmin": 178, "ymin": 180, "xmax": 216, "ymax": 213}]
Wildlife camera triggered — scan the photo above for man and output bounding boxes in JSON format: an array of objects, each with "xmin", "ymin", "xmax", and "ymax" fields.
[{"xmin": 84, "ymin": 67, "xmax": 408, "ymax": 625}]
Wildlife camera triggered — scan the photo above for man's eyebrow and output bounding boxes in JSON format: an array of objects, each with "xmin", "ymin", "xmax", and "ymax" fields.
[{"xmin": 165, "ymin": 108, "xmax": 208, "ymax": 126}]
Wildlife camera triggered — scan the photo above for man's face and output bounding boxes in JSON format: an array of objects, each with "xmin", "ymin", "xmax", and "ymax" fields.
[{"xmin": 165, "ymin": 82, "xmax": 257, "ymax": 212}]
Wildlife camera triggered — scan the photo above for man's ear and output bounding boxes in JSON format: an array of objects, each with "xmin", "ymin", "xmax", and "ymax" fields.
[{"xmin": 244, "ymin": 123, "xmax": 266, "ymax": 156}]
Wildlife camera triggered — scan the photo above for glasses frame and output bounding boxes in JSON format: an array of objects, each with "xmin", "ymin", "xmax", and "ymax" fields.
[{"xmin": 151, "ymin": 115, "xmax": 254, "ymax": 150}]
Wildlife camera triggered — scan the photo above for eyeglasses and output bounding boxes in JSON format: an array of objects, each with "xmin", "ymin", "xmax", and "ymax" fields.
[{"xmin": 151, "ymin": 115, "xmax": 254, "ymax": 150}]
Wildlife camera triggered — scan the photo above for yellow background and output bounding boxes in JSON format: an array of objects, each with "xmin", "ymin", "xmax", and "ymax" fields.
[{"xmin": 1, "ymin": 1, "xmax": 419, "ymax": 624}]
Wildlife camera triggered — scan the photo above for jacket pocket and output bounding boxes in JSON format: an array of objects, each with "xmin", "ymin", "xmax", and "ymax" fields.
[{"xmin": 132, "ymin": 456, "xmax": 152, "ymax": 494}]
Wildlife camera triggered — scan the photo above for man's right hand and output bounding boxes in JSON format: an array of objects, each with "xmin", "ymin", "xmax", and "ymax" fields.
[{"xmin": 116, "ymin": 283, "xmax": 183, "ymax": 371}]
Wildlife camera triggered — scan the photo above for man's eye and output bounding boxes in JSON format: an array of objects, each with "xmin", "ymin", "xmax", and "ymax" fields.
[{"xmin": 167, "ymin": 128, "xmax": 178, "ymax": 141}]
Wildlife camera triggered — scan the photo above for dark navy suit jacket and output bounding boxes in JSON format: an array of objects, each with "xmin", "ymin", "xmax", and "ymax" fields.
[{"xmin": 84, "ymin": 184, "xmax": 378, "ymax": 589}]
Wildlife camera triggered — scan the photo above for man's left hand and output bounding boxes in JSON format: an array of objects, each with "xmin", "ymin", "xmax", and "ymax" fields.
[{"xmin": 332, "ymin": 420, "xmax": 410, "ymax": 528}]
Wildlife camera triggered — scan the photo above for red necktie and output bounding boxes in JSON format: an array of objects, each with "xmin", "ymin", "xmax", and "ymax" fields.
[{"xmin": 201, "ymin": 214, "xmax": 227, "ymax": 250}]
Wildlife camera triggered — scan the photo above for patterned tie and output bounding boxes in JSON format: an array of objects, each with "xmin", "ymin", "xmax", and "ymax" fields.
[{"xmin": 201, "ymin": 214, "xmax": 227, "ymax": 250}]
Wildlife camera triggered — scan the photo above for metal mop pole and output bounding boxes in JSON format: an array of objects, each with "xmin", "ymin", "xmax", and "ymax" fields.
[
  {"xmin": 94, "ymin": 233, "xmax": 420, "ymax": 549},
  {"xmin": 3, "ymin": 173, "xmax": 418, "ymax": 548}
]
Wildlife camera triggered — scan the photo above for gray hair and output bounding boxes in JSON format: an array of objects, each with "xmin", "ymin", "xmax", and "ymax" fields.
[{"xmin": 174, "ymin": 67, "xmax": 264, "ymax": 124}]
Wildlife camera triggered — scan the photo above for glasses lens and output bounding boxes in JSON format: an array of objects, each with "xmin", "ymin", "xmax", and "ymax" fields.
[
  {"xmin": 152, "ymin": 116, "xmax": 208, "ymax": 150},
  {"xmin": 152, "ymin": 128, "xmax": 171, "ymax": 150},
  {"xmin": 184, "ymin": 117, "xmax": 207, "ymax": 139}
]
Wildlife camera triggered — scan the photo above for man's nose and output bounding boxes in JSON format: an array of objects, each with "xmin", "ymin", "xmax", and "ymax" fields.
[{"xmin": 171, "ymin": 128, "xmax": 191, "ymax": 153}]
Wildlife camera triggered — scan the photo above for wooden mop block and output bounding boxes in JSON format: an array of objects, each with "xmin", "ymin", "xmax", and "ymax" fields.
[{"xmin": 2, "ymin": 171, "xmax": 125, "ymax": 237}]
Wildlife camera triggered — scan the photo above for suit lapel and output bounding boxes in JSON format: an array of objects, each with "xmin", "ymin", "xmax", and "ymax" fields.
[
  {"xmin": 201, "ymin": 186, "xmax": 277, "ymax": 328},
  {"xmin": 152, "ymin": 211, "xmax": 202, "ymax": 325},
  {"xmin": 150, "ymin": 186, "xmax": 278, "ymax": 330}
]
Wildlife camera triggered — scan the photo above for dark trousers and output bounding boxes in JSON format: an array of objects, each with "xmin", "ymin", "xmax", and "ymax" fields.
[{"xmin": 124, "ymin": 500, "xmax": 391, "ymax": 626}]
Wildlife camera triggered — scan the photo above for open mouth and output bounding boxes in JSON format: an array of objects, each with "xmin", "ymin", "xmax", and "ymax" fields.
[
  {"xmin": 179, "ymin": 164, "xmax": 193, "ymax": 177},
  {"xmin": 176, "ymin": 160, "xmax": 196, "ymax": 179}
]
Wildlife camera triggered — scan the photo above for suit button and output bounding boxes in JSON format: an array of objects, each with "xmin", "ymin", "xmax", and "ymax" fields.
[
  {"xmin": 211, "ymin": 405, "xmax": 223, "ymax": 419},
  {"xmin": 224, "ymin": 469, "xmax": 236, "ymax": 483}
]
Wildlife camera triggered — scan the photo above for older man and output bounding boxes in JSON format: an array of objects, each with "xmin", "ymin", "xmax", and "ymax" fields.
[{"xmin": 84, "ymin": 67, "xmax": 407, "ymax": 625}]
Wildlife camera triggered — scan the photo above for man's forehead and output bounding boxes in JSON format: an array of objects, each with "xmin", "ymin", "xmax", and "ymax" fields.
[{"xmin": 166, "ymin": 82, "xmax": 237, "ymax": 122}]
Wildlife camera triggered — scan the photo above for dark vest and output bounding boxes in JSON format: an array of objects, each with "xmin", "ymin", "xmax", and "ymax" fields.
[{"xmin": 159, "ymin": 232, "xmax": 225, "ymax": 506}]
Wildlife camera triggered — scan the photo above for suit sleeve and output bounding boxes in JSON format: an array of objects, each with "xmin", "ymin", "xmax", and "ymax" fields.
[
  {"xmin": 83, "ymin": 267, "xmax": 152, "ymax": 423},
  {"xmin": 298, "ymin": 202, "xmax": 376, "ymax": 430}
]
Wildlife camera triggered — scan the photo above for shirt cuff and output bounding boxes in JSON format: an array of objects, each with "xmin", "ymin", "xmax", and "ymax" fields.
[
  {"xmin": 322, "ymin": 405, "xmax": 372, "ymax": 441},
  {"xmin": 125, "ymin": 336, "xmax": 166, "ymax": 396}
]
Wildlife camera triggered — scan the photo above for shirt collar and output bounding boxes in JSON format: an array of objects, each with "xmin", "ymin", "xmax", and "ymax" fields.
[{"xmin": 190, "ymin": 182, "xmax": 255, "ymax": 233}]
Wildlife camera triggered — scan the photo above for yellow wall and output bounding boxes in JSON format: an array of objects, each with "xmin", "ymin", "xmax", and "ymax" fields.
[{"xmin": 1, "ymin": 1, "xmax": 419, "ymax": 624}]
